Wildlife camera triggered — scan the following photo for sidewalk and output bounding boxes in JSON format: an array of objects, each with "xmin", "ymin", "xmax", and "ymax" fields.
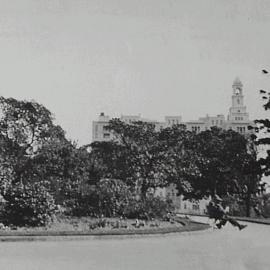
[{"xmin": 177, "ymin": 212, "xmax": 270, "ymax": 225}]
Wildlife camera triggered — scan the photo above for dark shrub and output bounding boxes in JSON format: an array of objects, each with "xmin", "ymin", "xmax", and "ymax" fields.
[
  {"xmin": 64, "ymin": 178, "xmax": 174, "ymax": 220},
  {"xmin": 64, "ymin": 195, "xmax": 94, "ymax": 217},
  {"xmin": 90, "ymin": 179, "xmax": 132, "ymax": 217},
  {"xmin": 66, "ymin": 179, "xmax": 132, "ymax": 217},
  {"xmin": 124, "ymin": 195, "xmax": 174, "ymax": 220},
  {"xmin": 1, "ymin": 181, "xmax": 57, "ymax": 227}
]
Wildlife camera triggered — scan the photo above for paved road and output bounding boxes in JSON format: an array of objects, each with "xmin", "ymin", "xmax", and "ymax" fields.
[{"xmin": 0, "ymin": 217, "xmax": 269, "ymax": 270}]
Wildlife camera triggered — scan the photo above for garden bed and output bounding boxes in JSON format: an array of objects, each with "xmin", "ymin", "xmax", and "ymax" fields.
[{"xmin": 0, "ymin": 216, "xmax": 210, "ymax": 240}]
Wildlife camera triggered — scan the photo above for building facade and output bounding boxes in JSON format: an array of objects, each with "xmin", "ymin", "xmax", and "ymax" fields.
[
  {"xmin": 91, "ymin": 78, "xmax": 253, "ymax": 214},
  {"xmin": 92, "ymin": 78, "xmax": 253, "ymax": 142}
]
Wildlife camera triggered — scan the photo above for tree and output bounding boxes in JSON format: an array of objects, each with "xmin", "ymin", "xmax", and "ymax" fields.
[
  {"xmin": 0, "ymin": 97, "xmax": 57, "ymax": 154},
  {"xmin": 179, "ymin": 127, "xmax": 262, "ymax": 207},
  {"xmin": 95, "ymin": 119, "xmax": 169, "ymax": 197},
  {"xmin": 0, "ymin": 97, "xmax": 65, "ymax": 185},
  {"xmin": 90, "ymin": 140, "xmax": 135, "ymax": 185},
  {"xmin": 239, "ymin": 73, "xmax": 270, "ymax": 215},
  {"xmin": 2, "ymin": 181, "xmax": 56, "ymax": 227},
  {"xmin": 229, "ymin": 138, "xmax": 263, "ymax": 217},
  {"xmin": 0, "ymin": 97, "xmax": 70, "ymax": 224},
  {"xmin": 253, "ymin": 87, "xmax": 270, "ymax": 177},
  {"xmin": 157, "ymin": 124, "xmax": 199, "ymax": 195}
]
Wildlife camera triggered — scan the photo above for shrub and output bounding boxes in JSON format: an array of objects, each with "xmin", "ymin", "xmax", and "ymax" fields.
[
  {"xmin": 63, "ymin": 178, "xmax": 175, "ymax": 220},
  {"xmin": 64, "ymin": 195, "xmax": 94, "ymax": 217},
  {"xmin": 89, "ymin": 179, "xmax": 132, "ymax": 217},
  {"xmin": 1, "ymin": 181, "xmax": 57, "ymax": 227},
  {"xmin": 124, "ymin": 195, "xmax": 174, "ymax": 220}
]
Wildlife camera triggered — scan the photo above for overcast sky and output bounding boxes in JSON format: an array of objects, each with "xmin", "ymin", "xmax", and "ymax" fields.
[{"xmin": 0, "ymin": 0, "xmax": 270, "ymax": 145}]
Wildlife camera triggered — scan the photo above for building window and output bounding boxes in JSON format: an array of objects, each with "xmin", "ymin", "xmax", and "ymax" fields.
[
  {"xmin": 237, "ymin": 127, "xmax": 245, "ymax": 133},
  {"xmin": 94, "ymin": 125, "xmax": 99, "ymax": 138},
  {"xmin": 103, "ymin": 133, "xmax": 110, "ymax": 139}
]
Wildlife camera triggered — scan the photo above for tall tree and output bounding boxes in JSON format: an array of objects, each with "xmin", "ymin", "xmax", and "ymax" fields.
[
  {"xmin": 180, "ymin": 127, "xmax": 262, "ymax": 206},
  {"xmin": 157, "ymin": 124, "xmax": 199, "ymax": 196},
  {"xmin": 254, "ymin": 86, "xmax": 270, "ymax": 177},
  {"xmin": 0, "ymin": 97, "xmax": 65, "ymax": 185},
  {"xmin": 97, "ymin": 119, "xmax": 170, "ymax": 197}
]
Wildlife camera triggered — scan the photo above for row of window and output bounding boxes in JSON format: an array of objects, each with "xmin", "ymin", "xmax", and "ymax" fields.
[
  {"xmin": 168, "ymin": 119, "xmax": 180, "ymax": 125},
  {"xmin": 211, "ymin": 119, "xmax": 223, "ymax": 126},
  {"xmin": 103, "ymin": 133, "xmax": 111, "ymax": 138},
  {"xmin": 237, "ymin": 126, "xmax": 246, "ymax": 133},
  {"xmin": 183, "ymin": 204, "xmax": 200, "ymax": 210},
  {"xmin": 235, "ymin": 117, "xmax": 244, "ymax": 121},
  {"xmin": 94, "ymin": 121, "xmax": 248, "ymax": 139},
  {"xmin": 125, "ymin": 119, "xmax": 138, "ymax": 123},
  {"xmin": 191, "ymin": 126, "xmax": 201, "ymax": 132}
]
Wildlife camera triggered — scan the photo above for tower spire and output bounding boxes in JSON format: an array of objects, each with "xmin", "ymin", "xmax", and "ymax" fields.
[{"xmin": 232, "ymin": 77, "xmax": 243, "ymax": 89}]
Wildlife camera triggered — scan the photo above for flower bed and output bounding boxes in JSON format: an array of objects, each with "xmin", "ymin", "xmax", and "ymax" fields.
[{"xmin": 0, "ymin": 216, "xmax": 209, "ymax": 239}]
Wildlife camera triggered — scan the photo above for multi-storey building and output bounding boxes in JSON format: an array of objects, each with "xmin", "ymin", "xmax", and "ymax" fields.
[
  {"xmin": 92, "ymin": 78, "xmax": 253, "ymax": 142},
  {"xmin": 91, "ymin": 78, "xmax": 253, "ymax": 214}
]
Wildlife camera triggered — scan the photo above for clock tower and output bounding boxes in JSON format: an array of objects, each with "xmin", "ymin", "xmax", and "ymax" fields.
[
  {"xmin": 226, "ymin": 78, "xmax": 252, "ymax": 134},
  {"xmin": 228, "ymin": 77, "xmax": 249, "ymax": 122}
]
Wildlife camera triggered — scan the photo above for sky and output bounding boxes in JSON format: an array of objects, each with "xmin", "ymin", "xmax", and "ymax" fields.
[{"xmin": 1, "ymin": 0, "xmax": 270, "ymax": 145}]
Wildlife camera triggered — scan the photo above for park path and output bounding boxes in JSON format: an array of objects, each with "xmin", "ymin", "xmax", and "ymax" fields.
[{"xmin": 0, "ymin": 217, "xmax": 269, "ymax": 270}]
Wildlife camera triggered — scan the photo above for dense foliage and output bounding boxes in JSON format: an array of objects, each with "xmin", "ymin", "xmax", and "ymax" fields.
[
  {"xmin": 123, "ymin": 195, "xmax": 174, "ymax": 220},
  {"xmin": 1, "ymin": 181, "xmax": 56, "ymax": 226},
  {"xmin": 0, "ymin": 95, "xmax": 266, "ymax": 225},
  {"xmin": 87, "ymin": 179, "xmax": 132, "ymax": 217}
]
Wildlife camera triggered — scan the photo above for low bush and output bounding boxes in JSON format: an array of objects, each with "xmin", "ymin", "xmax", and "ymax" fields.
[
  {"xmin": 89, "ymin": 178, "xmax": 132, "ymax": 217},
  {"xmin": 1, "ymin": 181, "xmax": 57, "ymax": 227},
  {"xmin": 66, "ymin": 179, "xmax": 132, "ymax": 217},
  {"xmin": 124, "ymin": 195, "xmax": 174, "ymax": 220},
  {"xmin": 63, "ymin": 195, "xmax": 94, "ymax": 217},
  {"xmin": 65, "ymin": 178, "xmax": 174, "ymax": 220}
]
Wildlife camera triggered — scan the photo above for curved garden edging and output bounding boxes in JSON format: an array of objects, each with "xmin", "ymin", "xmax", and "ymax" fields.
[{"xmin": 0, "ymin": 220, "xmax": 209, "ymax": 242}]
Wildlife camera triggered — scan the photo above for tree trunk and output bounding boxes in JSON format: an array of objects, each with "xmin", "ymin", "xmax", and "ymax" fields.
[{"xmin": 141, "ymin": 182, "xmax": 148, "ymax": 199}]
